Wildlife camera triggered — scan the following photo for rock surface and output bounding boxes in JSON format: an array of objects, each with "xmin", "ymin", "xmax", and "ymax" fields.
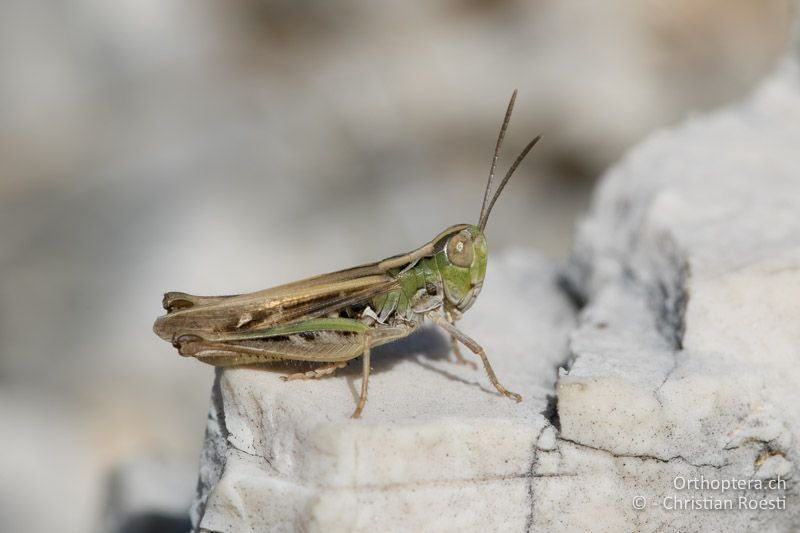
[
  {"xmin": 191, "ymin": 58, "xmax": 800, "ymax": 533},
  {"xmin": 191, "ymin": 252, "xmax": 576, "ymax": 532},
  {"xmin": 549, "ymin": 56, "xmax": 800, "ymax": 532}
]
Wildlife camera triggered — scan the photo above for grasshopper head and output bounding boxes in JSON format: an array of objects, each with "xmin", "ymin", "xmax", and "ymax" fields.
[{"xmin": 434, "ymin": 224, "xmax": 488, "ymax": 313}]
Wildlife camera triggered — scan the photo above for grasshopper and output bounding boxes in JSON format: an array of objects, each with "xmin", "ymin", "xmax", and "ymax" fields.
[{"xmin": 154, "ymin": 91, "xmax": 540, "ymax": 418}]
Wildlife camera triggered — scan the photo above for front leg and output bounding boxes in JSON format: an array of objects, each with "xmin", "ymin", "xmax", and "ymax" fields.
[
  {"xmin": 449, "ymin": 333, "xmax": 478, "ymax": 370},
  {"xmin": 444, "ymin": 310, "xmax": 477, "ymax": 370},
  {"xmin": 431, "ymin": 315, "xmax": 522, "ymax": 403}
]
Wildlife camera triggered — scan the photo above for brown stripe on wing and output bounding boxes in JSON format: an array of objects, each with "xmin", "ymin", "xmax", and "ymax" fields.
[{"xmin": 244, "ymin": 277, "xmax": 400, "ymax": 331}]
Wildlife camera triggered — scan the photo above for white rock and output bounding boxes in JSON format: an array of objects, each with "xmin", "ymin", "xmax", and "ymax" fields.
[{"xmin": 552, "ymin": 59, "xmax": 800, "ymax": 530}]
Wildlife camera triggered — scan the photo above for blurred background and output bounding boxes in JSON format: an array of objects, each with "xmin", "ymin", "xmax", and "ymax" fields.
[{"xmin": 0, "ymin": 1, "xmax": 793, "ymax": 531}]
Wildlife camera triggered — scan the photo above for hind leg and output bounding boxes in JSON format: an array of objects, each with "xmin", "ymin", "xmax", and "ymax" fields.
[{"xmin": 281, "ymin": 362, "xmax": 348, "ymax": 381}]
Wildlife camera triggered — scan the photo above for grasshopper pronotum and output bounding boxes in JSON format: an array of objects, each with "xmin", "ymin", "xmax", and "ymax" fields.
[{"xmin": 154, "ymin": 91, "xmax": 540, "ymax": 418}]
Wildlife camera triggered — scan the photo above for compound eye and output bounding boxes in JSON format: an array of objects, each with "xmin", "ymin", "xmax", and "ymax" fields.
[{"xmin": 446, "ymin": 232, "xmax": 474, "ymax": 268}]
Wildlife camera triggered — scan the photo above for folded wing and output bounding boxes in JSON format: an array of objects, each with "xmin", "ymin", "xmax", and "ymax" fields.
[{"xmin": 153, "ymin": 262, "xmax": 398, "ymax": 342}]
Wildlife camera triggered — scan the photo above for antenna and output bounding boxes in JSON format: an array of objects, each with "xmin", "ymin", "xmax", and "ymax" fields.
[
  {"xmin": 478, "ymin": 135, "xmax": 541, "ymax": 231},
  {"xmin": 478, "ymin": 91, "xmax": 541, "ymax": 231},
  {"xmin": 479, "ymin": 90, "xmax": 516, "ymax": 228}
]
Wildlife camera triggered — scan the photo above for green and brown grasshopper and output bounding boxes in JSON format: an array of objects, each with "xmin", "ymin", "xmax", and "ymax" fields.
[{"xmin": 154, "ymin": 91, "xmax": 540, "ymax": 418}]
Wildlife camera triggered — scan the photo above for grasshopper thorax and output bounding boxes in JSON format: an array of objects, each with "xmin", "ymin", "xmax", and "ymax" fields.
[{"xmin": 433, "ymin": 224, "xmax": 488, "ymax": 313}]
